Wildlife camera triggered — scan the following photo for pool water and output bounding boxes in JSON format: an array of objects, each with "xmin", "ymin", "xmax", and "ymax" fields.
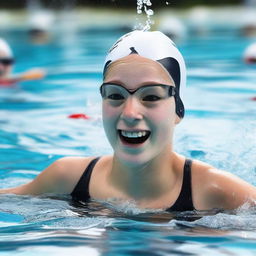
[{"xmin": 0, "ymin": 24, "xmax": 256, "ymax": 256}]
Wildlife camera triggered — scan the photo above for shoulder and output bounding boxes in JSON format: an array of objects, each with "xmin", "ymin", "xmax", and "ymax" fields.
[
  {"xmin": 1, "ymin": 156, "xmax": 105, "ymax": 196},
  {"xmin": 47, "ymin": 156, "xmax": 99, "ymax": 192},
  {"xmin": 50, "ymin": 156, "xmax": 95, "ymax": 174},
  {"xmin": 191, "ymin": 159, "xmax": 256, "ymax": 210},
  {"xmin": 21, "ymin": 156, "xmax": 99, "ymax": 195},
  {"xmin": 190, "ymin": 159, "xmax": 214, "ymax": 184}
]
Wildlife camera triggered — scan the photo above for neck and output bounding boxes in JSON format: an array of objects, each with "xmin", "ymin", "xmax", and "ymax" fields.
[{"xmin": 108, "ymin": 148, "xmax": 178, "ymax": 200}]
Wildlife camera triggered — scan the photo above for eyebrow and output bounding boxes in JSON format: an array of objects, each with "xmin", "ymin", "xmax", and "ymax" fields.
[
  {"xmin": 101, "ymin": 82, "xmax": 174, "ymax": 88},
  {"xmin": 102, "ymin": 82, "xmax": 174, "ymax": 89}
]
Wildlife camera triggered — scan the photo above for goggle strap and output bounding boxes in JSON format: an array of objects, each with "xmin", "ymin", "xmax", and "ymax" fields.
[{"xmin": 169, "ymin": 86, "xmax": 176, "ymax": 97}]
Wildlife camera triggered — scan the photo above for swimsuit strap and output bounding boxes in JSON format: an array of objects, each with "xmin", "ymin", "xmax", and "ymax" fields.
[
  {"xmin": 166, "ymin": 158, "xmax": 194, "ymax": 211},
  {"xmin": 72, "ymin": 157, "xmax": 194, "ymax": 212},
  {"xmin": 71, "ymin": 157, "xmax": 101, "ymax": 202}
]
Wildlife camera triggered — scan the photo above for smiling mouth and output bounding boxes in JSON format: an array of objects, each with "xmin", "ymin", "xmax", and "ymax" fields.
[{"xmin": 118, "ymin": 130, "xmax": 151, "ymax": 144}]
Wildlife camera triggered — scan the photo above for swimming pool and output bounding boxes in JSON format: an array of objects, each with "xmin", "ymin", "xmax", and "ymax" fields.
[{"xmin": 0, "ymin": 22, "xmax": 256, "ymax": 255}]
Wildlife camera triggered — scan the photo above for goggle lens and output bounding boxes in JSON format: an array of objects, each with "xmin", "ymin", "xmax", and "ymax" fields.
[
  {"xmin": 100, "ymin": 83, "xmax": 175, "ymax": 103},
  {"xmin": 0, "ymin": 58, "xmax": 14, "ymax": 65}
]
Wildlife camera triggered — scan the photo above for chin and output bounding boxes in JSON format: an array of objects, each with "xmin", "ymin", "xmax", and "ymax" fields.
[{"xmin": 115, "ymin": 151, "xmax": 155, "ymax": 168}]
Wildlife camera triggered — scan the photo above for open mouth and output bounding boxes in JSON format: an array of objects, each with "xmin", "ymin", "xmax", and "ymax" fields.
[{"xmin": 118, "ymin": 130, "xmax": 151, "ymax": 144}]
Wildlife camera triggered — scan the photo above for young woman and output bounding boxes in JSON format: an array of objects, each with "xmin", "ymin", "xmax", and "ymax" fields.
[{"xmin": 1, "ymin": 31, "xmax": 256, "ymax": 211}]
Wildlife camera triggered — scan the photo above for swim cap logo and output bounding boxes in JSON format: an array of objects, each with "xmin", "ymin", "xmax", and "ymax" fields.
[
  {"xmin": 108, "ymin": 39, "xmax": 122, "ymax": 53},
  {"xmin": 108, "ymin": 33, "xmax": 132, "ymax": 54},
  {"xmin": 129, "ymin": 47, "xmax": 138, "ymax": 54}
]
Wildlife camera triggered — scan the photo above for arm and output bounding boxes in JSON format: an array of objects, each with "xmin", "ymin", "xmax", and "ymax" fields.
[
  {"xmin": 16, "ymin": 69, "xmax": 46, "ymax": 81},
  {"xmin": 203, "ymin": 168, "xmax": 256, "ymax": 210},
  {"xmin": 0, "ymin": 69, "xmax": 45, "ymax": 86},
  {"xmin": 0, "ymin": 157, "xmax": 92, "ymax": 196}
]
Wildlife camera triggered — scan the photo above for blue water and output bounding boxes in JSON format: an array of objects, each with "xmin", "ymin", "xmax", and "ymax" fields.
[{"xmin": 0, "ymin": 22, "xmax": 256, "ymax": 255}]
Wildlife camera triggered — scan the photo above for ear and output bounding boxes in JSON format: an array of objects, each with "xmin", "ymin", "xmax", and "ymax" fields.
[{"xmin": 175, "ymin": 115, "xmax": 181, "ymax": 124}]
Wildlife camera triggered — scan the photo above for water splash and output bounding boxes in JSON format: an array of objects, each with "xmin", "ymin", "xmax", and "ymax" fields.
[{"xmin": 136, "ymin": 0, "xmax": 154, "ymax": 31}]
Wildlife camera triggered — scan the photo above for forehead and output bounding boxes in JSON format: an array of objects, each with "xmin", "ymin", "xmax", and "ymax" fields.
[
  {"xmin": 0, "ymin": 50, "xmax": 10, "ymax": 58},
  {"xmin": 104, "ymin": 55, "xmax": 174, "ymax": 85}
]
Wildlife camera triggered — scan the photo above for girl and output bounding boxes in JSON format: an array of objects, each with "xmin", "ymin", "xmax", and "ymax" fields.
[{"xmin": 1, "ymin": 31, "xmax": 256, "ymax": 211}]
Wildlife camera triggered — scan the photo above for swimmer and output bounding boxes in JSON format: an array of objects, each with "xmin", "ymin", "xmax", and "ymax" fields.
[
  {"xmin": 0, "ymin": 38, "xmax": 14, "ymax": 83},
  {"xmin": 1, "ymin": 31, "xmax": 256, "ymax": 212},
  {"xmin": 0, "ymin": 38, "xmax": 45, "ymax": 86}
]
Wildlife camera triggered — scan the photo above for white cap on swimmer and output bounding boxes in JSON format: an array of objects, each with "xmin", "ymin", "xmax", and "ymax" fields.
[
  {"xmin": 103, "ymin": 30, "xmax": 186, "ymax": 118},
  {"xmin": 0, "ymin": 38, "xmax": 13, "ymax": 57},
  {"xmin": 244, "ymin": 42, "xmax": 256, "ymax": 63}
]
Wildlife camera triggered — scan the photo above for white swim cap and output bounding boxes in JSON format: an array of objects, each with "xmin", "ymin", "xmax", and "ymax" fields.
[
  {"xmin": 103, "ymin": 30, "xmax": 186, "ymax": 118},
  {"xmin": 244, "ymin": 42, "xmax": 256, "ymax": 63},
  {"xmin": 0, "ymin": 38, "xmax": 13, "ymax": 57}
]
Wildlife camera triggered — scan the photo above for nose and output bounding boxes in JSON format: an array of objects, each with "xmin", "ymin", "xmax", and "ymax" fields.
[{"xmin": 121, "ymin": 96, "xmax": 143, "ymax": 124}]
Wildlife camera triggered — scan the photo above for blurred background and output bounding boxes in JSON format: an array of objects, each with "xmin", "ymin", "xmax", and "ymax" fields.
[
  {"xmin": 0, "ymin": 0, "xmax": 253, "ymax": 8},
  {"xmin": 0, "ymin": 0, "xmax": 255, "ymax": 39},
  {"xmin": 0, "ymin": 0, "xmax": 255, "ymax": 174},
  {"xmin": 0, "ymin": 0, "xmax": 255, "ymax": 38}
]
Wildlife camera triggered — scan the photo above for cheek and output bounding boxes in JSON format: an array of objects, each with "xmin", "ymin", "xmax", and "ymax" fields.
[
  {"xmin": 149, "ymin": 101, "xmax": 176, "ymax": 123},
  {"xmin": 149, "ymin": 102, "xmax": 176, "ymax": 139},
  {"xmin": 149, "ymin": 109, "xmax": 168, "ymax": 122},
  {"xmin": 5, "ymin": 66, "xmax": 12, "ymax": 74},
  {"xmin": 102, "ymin": 102, "xmax": 118, "ymax": 120},
  {"xmin": 102, "ymin": 103, "xmax": 119, "ymax": 138}
]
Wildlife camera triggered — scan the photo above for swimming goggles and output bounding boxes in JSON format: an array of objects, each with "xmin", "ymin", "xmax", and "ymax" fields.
[
  {"xmin": 100, "ymin": 83, "xmax": 176, "ymax": 103},
  {"xmin": 0, "ymin": 58, "xmax": 15, "ymax": 65}
]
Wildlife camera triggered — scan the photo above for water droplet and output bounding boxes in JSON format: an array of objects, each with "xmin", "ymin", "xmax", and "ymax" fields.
[
  {"xmin": 136, "ymin": 0, "xmax": 154, "ymax": 30},
  {"xmin": 146, "ymin": 9, "xmax": 154, "ymax": 16}
]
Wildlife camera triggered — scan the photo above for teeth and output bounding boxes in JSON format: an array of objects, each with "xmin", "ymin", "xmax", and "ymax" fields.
[{"xmin": 121, "ymin": 130, "xmax": 147, "ymax": 138}]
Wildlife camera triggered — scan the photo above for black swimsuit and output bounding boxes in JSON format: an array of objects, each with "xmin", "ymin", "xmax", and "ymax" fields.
[{"xmin": 71, "ymin": 157, "xmax": 194, "ymax": 212}]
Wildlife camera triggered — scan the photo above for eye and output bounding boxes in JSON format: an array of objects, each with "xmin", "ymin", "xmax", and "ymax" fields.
[
  {"xmin": 142, "ymin": 95, "xmax": 161, "ymax": 102},
  {"xmin": 107, "ymin": 93, "xmax": 125, "ymax": 100}
]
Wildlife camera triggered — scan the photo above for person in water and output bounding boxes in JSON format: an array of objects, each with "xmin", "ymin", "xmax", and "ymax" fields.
[
  {"xmin": 0, "ymin": 38, "xmax": 14, "ymax": 82},
  {"xmin": 0, "ymin": 38, "xmax": 45, "ymax": 86},
  {"xmin": 0, "ymin": 31, "xmax": 256, "ymax": 211}
]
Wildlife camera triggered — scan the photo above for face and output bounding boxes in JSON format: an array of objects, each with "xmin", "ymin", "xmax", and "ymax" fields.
[
  {"xmin": 102, "ymin": 55, "xmax": 179, "ymax": 166},
  {"xmin": 0, "ymin": 50, "xmax": 13, "ymax": 78}
]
